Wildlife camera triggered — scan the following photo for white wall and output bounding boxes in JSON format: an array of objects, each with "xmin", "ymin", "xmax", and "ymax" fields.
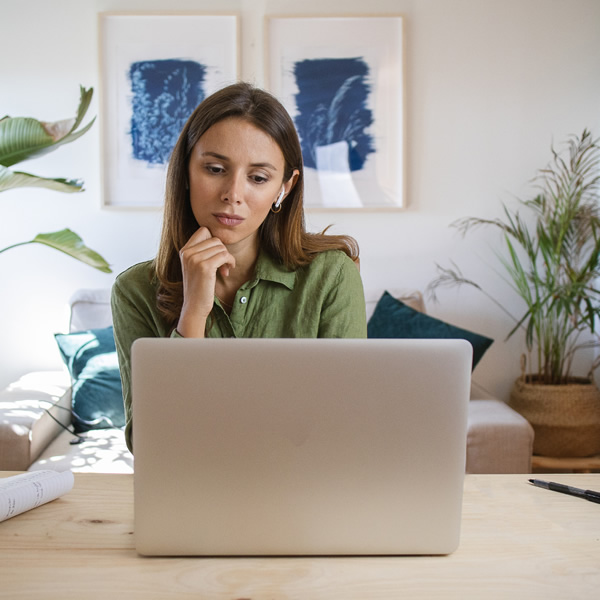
[{"xmin": 2, "ymin": 0, "xmax": 600, "ymax": 401}]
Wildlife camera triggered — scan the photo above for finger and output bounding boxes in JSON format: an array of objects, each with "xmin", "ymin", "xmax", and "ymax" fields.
[
  {"xmin": 182, "ymin": 226, "xmax": 213, "ymax": 250},
  {"xmin": 180, "ymin": 239, "xmax": 226, "ymax": 262},
  {"xmin": 180, "ymin": 242, "xmax": 236, "ymax": 277},
  {"xmin": 179, "ymin": 227, "xmax": 235, "ymax": 279},
  {"xmin": 218, "ymin": 252, "xmax": 236, "ymax": 278},
  {"xmin": 180, "ymin": 234, "xmax": 229, "ymax": 268}
]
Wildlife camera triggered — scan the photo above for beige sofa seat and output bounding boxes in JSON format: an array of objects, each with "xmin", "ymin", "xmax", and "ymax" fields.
[{"xmin": 467, "ymin": 399, "xmax": 533, "ymax": 473}]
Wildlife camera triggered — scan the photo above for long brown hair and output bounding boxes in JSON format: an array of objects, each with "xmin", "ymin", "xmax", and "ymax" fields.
[{"xmin": 155, "ymin": 82, "xmax": 359, "ymax": 327}]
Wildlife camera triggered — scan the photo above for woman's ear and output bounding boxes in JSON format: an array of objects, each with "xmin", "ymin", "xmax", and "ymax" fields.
[{"xmin": 283, "ymin": 169, "xmax": 300, "ymax": 195}]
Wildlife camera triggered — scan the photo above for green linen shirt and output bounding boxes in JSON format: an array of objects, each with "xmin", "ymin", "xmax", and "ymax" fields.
[{"xmin": 111, "ymin": 249, "xmax": 367, "ymax": 451}]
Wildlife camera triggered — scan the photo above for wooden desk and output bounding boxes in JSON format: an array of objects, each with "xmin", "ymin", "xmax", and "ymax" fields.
[{"xmin": 1, "ymin": 472, "xmax": 599, "ymax": 599}]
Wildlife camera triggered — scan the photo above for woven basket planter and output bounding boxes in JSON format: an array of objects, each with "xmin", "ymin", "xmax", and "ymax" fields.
[{"xmin": 508, "ymin": 377, "xmax": 600, "ymax": 458}]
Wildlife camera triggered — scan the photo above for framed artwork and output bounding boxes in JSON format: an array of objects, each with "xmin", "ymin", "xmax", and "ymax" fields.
[
  {"xmin": 99, "ymin": 13, "xmax": 239, "ymax": 208},
  {"xmin": 267, "ymin": 16, "xmax": 405, "ymax": 210}
]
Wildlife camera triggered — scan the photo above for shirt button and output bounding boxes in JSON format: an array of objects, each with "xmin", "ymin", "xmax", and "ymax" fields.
[{"xmin": 240, "ymin": 296, "xmax": 247, "ymax": 304}]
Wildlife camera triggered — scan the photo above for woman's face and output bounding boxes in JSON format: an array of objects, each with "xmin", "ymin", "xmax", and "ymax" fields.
[{"xmin": 187, "ymin": 117, "xmax": 296, "ymax": 251}]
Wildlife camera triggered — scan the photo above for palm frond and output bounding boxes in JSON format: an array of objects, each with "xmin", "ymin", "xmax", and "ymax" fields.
[{"xmin": 431, "ymin": 130, "xmax": 600, "ymax": 381}]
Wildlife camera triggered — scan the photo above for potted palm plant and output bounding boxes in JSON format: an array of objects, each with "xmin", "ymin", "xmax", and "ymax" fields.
[
  {"xmin": 429, "ymin": 130, "xmax": 600, "ymax": 457},
  {"xmin": 0, "ymin": 86, "xmax": 110, "ymax": 272}
]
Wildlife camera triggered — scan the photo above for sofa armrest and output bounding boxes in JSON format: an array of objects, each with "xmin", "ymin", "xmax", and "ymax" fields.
[
  {"xmin": 69, "ymin": 288, "xmax": 112, "ymax": 332},
  {"xmin": 0, "ymin": 371, "xmax": 72, "ymax": 470},
  {"xmin": 467, "ymin": 399, "xmax": 534, "ymax": 473}
]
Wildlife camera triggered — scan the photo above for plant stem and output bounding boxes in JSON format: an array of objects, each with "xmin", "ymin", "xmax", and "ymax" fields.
[{"xmin": 0, "ymin": 241, "xmax": 32, "ymax": 254}]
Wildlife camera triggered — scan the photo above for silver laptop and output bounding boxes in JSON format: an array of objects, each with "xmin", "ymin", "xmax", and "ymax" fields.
[{"xmin": 131, "ymin": 338, "xmax": 471, "ymax": 556}]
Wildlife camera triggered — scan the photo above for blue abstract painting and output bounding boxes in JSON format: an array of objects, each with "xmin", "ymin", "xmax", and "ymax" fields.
[
  {"xmin": 293, "ymin": 58, "xmax": 375, "ymax": 172},
  {"xmin": 129, "ymin": 59, "xmax": 206, "ymax": 165}
]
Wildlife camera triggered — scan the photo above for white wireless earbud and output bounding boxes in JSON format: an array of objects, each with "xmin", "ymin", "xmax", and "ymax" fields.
[{"xmin": 274, "ymin": 188, "xmax": 285, "ymax": 208}]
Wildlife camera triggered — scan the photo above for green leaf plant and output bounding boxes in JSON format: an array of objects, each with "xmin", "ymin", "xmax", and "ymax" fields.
[
  {"xmin": 0, "ymin": 86, "xmax": 111, "ymax": 272},
  {"xmin": 428, "ymin": 130, "xmax": 600, "ymax": 385}
]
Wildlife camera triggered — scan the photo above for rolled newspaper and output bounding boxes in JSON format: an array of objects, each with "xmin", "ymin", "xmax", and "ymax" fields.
[{"xmin": 0, "ymin": 470, "xmax": 74, "ymax": 522}]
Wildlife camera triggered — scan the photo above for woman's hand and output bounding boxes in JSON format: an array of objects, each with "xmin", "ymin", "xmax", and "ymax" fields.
[{"xmin": 177, "ymin": 226, "xmax": 235, "ymax": 337}]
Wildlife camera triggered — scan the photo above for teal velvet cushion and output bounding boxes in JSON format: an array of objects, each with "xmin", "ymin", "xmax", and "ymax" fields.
[
  {"xmin": 367, "ymin": 291, "xmax": 493, "ymax": 370},
  {"xmin": 54, "ymin": 326, "xmax": 124, "ymax": 433}
]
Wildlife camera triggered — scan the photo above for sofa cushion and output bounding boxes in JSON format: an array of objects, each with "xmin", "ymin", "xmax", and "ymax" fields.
[
  {"xmin": 367, "ymin": 291, "xmax": 493, "ymax": 370},
  {"xmin": 54, "ymin": 326, "xmax": 125, "ymax": 433},
  {"xmin": 364, "ymin": 288, "xmax": 425, "ymax": 320}
]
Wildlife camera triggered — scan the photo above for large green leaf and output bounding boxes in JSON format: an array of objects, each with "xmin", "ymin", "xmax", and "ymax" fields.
[
  {"xmin": 0, "ymin": 164, "xmax": 83, "ymax": 193},
  {"xmin": 33, "ymin": 229, "xmax": 111, "ymax": 272},
  {"xmin": 0, "ymin": 86, "xmax": 95, "ymax": 168},
  {"xmin": 0, "ymin": 229, "xmax": 112, "ymax": 273},
  {"xmin": 0, "ymin": 117, "xmax": 53, "ymax": 167}
]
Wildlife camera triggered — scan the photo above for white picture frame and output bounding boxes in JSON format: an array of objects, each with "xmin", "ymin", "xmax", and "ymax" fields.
[
  {"xmin": 99, "ymin": 13, "xmax": 239, "ymax": 209},
  {"xmin": 267, "ymin": 15, "xmax": 405, "ymax": 210}
]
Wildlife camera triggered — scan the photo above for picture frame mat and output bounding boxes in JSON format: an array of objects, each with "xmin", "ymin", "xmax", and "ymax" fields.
[
  {"xmin": 266, "ymin": 15, "xmax": 405, "ymax": 210},
  {"xmin": 99, "ymin": 13, "xmax": 240, "ymax": 209}
]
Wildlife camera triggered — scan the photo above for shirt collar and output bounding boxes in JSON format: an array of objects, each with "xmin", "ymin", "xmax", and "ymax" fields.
[{"xmin": 252, "ymin": 249, "xmax": 296, "ymax": 290}]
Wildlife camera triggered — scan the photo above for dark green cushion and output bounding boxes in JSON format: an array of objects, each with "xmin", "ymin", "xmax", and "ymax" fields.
[
  {"xmin": 367, "ymin": 291, "xmax": 493, "ymax": 370},
  {"xmin": 54, "ymin": 326, "xmax": 124, "ymax": 433}
]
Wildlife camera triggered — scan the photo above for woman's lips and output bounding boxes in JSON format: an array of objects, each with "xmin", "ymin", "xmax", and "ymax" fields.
[{"xmin": 213, "ymin": 213, "xmax": 244, "ymax": 227}]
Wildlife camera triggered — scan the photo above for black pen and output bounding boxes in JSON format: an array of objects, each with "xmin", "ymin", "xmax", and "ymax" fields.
[{"xmin": 529, "ymin": 478, "xmax": 600, "ymax": 504}]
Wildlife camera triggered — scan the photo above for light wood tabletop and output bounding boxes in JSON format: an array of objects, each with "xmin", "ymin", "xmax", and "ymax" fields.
[{"xmin": 0, "ymin": 472, "xmax": 599, "ymax": 599}]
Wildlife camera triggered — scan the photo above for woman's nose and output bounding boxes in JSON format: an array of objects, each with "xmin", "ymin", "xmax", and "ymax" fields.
[{"xmin": 221, "ymin": 173, "xmax": 244, "ymax": 204}]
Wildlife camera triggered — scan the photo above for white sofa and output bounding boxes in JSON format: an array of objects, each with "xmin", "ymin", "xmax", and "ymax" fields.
[
  {"xmin": 0, "ymin": 289, "xmax": 133, "ymax": 474},
  {"xmin": 0, "ymin": 288, "xmax": 534, "ymax": 474}
]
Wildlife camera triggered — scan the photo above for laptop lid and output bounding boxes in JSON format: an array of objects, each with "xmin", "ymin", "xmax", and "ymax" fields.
[{"xmin": 131, "ymin": 338, "xmax": 471, "ymax": 556}]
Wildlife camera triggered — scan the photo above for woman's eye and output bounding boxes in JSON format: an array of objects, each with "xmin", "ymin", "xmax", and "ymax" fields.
[
  {"xmin": 206, "ymin": 165, "xmax": 225, "ymax": 175},
  {"xmin": 251, "ymin": 174, "xmax": 268, "ymax": 184}
]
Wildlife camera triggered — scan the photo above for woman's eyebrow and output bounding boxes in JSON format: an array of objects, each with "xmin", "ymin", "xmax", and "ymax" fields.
[
  {"xmin": 251, "ymin": 161, "xmax": 279, "ymax": 171},
  {"xmin": 201, "ymin": 151, "xmax": 228, "ymax": 161},
  {"xmin": 201, "ymin": 151, "xmax": 278, "ymax": 171}
]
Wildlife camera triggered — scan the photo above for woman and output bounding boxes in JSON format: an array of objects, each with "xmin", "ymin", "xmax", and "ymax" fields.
[{"xmin": 112, "ymin": 82, "xmax": 367, "ymax": 451}]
